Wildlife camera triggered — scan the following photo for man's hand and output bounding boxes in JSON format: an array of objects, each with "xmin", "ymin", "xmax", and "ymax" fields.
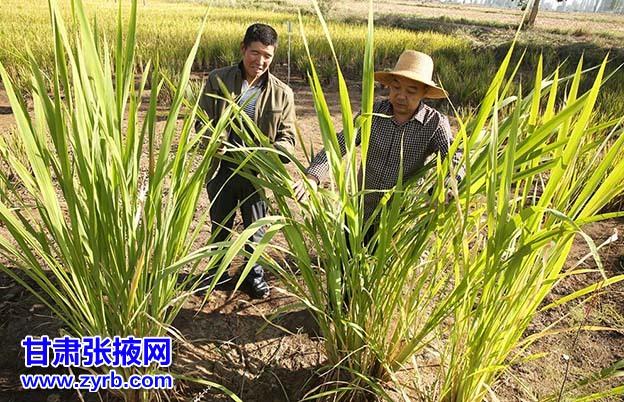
[
  {"xmin": 445, "ymin": 189, "xmax": 455, "ymax": 205},
  {"xmin": 293, "ymin": 174, "xmax": 319, "ymax": 202},
  {"xmin": 213, "ymin": 130, "xmax": 229, "ymax": 155}
]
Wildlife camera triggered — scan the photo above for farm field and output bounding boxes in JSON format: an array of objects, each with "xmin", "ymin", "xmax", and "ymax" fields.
[
  {"xmin": 1, "ymin": 0, "xmax": 624, "ymax": 116},
  {"xmin": 288, "ymin": 0, "xmax": 624, "ymax": 37},
  {"xmin": 1, "ymin": 0, "xmax": 623, "ymax": 401},
  {"xmin": 2, "ymin": 76, "xmax": 623, "ymax": 400}
]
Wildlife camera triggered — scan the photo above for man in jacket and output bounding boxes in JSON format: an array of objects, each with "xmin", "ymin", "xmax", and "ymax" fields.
[{"xmin": 198, "ymin": 23, "xmax": 296, "ymax": 298}]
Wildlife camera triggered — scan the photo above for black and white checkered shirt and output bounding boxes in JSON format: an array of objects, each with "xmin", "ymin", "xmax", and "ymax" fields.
[{"xmin": 307, "ymin": 99, "xmax": 464, "ymax": 220}]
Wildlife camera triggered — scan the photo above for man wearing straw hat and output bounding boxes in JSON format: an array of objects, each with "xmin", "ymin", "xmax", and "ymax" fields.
[{"xmin": 294, "ymin": 50, "xmax": 464, "ymax": 232}]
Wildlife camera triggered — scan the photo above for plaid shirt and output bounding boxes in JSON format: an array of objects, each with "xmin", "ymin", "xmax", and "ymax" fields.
[{"xmin": 307, "ymin": 99, "xmax": 464, "ymax": 219}]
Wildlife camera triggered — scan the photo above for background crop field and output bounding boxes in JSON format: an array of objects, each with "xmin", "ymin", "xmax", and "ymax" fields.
[{"xmin": 1, "ymin": 0, "xmax": 623, "ymax": 117}]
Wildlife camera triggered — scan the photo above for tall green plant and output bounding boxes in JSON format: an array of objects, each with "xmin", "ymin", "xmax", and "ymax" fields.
[
  {"xmin": 435, "ymin": 53, "xmax": 624, "ymax": 402},
  {"xmin": 0, "ymin": 0, "xmax": 275, "ymax": 400},
  {"xmin": 0, "ymin": 128, "xmax": 30, "ymax": 200},
  {"xmin": 221, "ymin": 1, "xmax": 624, "ymax": 400}
]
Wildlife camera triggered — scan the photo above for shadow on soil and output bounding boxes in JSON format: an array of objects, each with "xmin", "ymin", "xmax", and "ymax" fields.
[{"xmin": 173, "ymin": 295, "xmax": 324, "ymax": 401}]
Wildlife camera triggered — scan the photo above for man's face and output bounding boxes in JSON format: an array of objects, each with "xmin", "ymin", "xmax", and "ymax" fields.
[
  {"xmin": 241, "ymin": 41, "xmax": 275, "ymax": 81},
  {"xmin": 387, "ymin": 76, "xmax": 428, "ymax": 119}
]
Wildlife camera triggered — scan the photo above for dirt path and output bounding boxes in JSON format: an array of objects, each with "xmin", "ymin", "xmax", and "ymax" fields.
[{"xmin": 0, "ymin": 87, "xmax": 14, "ymax": 134}]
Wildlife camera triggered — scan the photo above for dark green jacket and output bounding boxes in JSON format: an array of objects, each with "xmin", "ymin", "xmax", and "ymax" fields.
[{"xmin": 198, "ymin": 63, "xmax": 296, "ymax": 167}]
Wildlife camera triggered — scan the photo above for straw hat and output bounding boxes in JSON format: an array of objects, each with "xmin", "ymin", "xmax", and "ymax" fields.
[{"xmin": 374, "ymin": 50, "xmax": 447, "ymax": 99}]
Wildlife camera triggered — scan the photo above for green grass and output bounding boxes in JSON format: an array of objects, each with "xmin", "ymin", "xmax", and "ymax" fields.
[
  {"xmin": 217, "ymin": 1, "xmax": 624, "ymax": 399},
  {"xmin": 0, "ymin": 0, "xmax": 274, "ymax": 400}
]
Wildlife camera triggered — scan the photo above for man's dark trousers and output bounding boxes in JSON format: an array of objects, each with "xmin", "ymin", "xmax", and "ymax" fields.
[{"xmin": 206, "ymin": 163, "xmax": 267, "ymax": 285}]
